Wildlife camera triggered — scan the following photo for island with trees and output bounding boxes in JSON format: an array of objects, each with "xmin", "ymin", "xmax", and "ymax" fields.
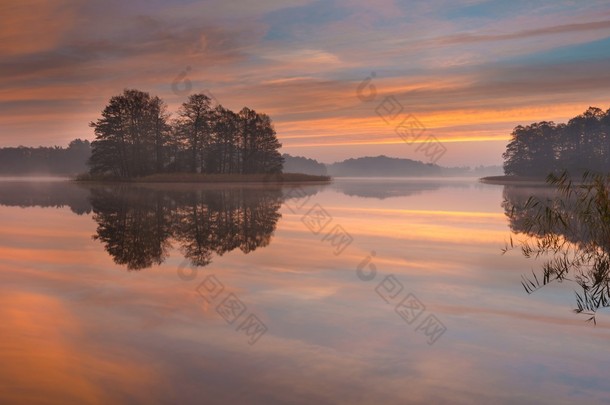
[
  {"xmin": 0, "ymin": 88, "xmax": 505, "ymax": 181},
  {"xmin": 80, "ymin": 89, "xmax": 328, "ymax": 183},
  {"xmin": 482, "ymin": 106, "xmax": 610, "ymax": 184}
]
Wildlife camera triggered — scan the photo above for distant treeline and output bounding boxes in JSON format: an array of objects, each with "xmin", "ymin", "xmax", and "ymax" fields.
[
  {"xmin": 89, "ymin": 89, "xmax": 283, "ymax": 178},
  {"xmin": 283, "ymin": 154, "xmax": 502, "ymax": 177},
  {"xmin": 0, "ymin": 139, "xmax": 90, "ymax": 175},
  {"xmin": 503, "ymin": 107, "xmax": 610, "ymax": 176},
  {"xmin": 282, "ymin": 154, "xmax": 328, "ymax": 176},
  {"xmin": 0, "ymin": 143, "xmax": 501, "ymax": 178}
]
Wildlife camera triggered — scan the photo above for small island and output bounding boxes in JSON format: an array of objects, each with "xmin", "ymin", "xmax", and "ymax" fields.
[
  {"xmin": 481, "ymin": 106, "xmax": 610, "ymax": 184},
  {"xmin": 77, "ymin": 89, "xmax": 329, "ymax": 184}
]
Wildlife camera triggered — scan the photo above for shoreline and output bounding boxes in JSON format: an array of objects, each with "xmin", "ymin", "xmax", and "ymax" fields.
[
  {"xmin": 74, "ymin": 172, "xmax": 332, "ymax": 184},
  {"xmin": 479, "ymin": 175, "xmax": 549, "ymax": 186}
]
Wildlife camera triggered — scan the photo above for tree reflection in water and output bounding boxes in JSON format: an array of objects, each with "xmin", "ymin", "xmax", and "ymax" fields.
[
  {"xmin": 90, "ymin": 185, "xmax": 286, "ymax": 270},
  {"xmin": 503, "ymin": 172, "xmax": 610, "ymax": 323}
]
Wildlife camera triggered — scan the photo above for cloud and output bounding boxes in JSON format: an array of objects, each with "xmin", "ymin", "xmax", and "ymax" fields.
[
  {"xmin": 0, "ymin": 0, "xmax": 79, "ymax": 56},
  {"xmin": 433, "ymin": 19, "xmax": 610, "ymax": 45},
  {"xmin": 1, "ymin": 0, "xmax": 610, "ymax": 165}
]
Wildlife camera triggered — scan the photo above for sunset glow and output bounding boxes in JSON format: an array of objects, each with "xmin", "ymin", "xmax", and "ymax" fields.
[{"xmin": 2, "ymin": 1, "xmax": 610, "ymax": 165}]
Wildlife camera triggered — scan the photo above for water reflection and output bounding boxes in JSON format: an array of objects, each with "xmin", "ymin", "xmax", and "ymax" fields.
[
  {"xmin": 0, "ymin": 180, "xmax": 92, "ymax": 214},
  {"xmin": 96, "ymin": 186, "xmax": 295, "ymax": 270},
  {"xmin": 502, "ymin": 185, "xmax": 593, "ymax": 245},
  {"xmin": 503, "ymin": 180, "xmax": 610, "ymax": 322},
  {"xmin": 90, "ymin": 186, "xmax": 174, "ymax": 270},
  {"xmin": 1, "ymin": 179, "xmax": 467, "ymax": 272},
  {"xmin": 330, "ymin": 178, "xmax": 472, "ymax": 199},
  {"xmin": 0, "ymin": 179, "xmax": 489, "ymax": 272},
  {"xmin": 2, "ymin": 179, "xmax": 610, "ymax": 403},
  {"xmin": 0, "ymin": 181, "xmax": 322, "ymax": 271}
]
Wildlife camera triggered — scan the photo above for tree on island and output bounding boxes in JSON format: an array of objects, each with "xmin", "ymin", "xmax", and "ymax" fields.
[
  {"xmin": 88, "ymin": 90, "xmax": 170, "ymax": 177},
  {"xmin": 503, "ymin": 107, "xmax": 610, "ymax": 176},
  {"xmin": 174, "ymin": 93, "xmax": 213, "ymax": 174},
  {"xmin": 89, "ymin": 89, "xmax": 284, "ymax": 178}
]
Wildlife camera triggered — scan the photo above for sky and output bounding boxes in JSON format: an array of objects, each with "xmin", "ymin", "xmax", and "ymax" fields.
[{"xmin": 1, "ymin": 0, "xmax": 610, "ymax": 166}]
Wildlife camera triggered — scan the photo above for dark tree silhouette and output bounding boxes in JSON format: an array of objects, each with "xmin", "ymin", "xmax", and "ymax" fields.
[
  {"xmin": 89, "ymin": 89, "xmax": 170, "ymax": 178},
  {"xmin": 239, "ymin": 108, "xmax": 284, "ymax": 174},
  {"xmin": 0, "ymin": 139, "xmax": 91, "ymax": 175},
  {"xmin": 207, "ymin": 106, "xmax": 240, "ymax": 174},
  {"xmin": 88, "ymin": 89, "xmax": 284, "ymax": 178},
  {"xmin": 174, "ymin": 93, "xmax": 214, "ymax": 174},
  {"xmin": 503, "ymin": 107, "xmax": 610, "ymax": 176}
]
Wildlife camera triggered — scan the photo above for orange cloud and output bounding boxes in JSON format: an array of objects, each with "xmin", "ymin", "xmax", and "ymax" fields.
[{"xmin": 0, "ymin": 0, "xmax": 77, "ymax": 56}]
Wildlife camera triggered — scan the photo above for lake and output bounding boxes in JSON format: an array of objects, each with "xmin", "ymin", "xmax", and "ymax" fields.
[{"xmin": 0, "ymin": 178, "xmax": 609, "ymax": 404}]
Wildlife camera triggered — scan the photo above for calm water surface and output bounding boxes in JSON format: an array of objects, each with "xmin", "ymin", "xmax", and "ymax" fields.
[{"xmin": 0, "ymin": 178, "xmax": 609, "ymax": 404}]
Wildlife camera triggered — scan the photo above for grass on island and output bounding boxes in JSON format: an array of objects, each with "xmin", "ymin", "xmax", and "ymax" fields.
[{"xmin": 75, "ymin": 172, "xmax": 331, "ymax": 183}]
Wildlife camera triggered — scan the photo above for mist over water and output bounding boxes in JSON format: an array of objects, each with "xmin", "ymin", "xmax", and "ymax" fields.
[{"xmin": 1, "ymin": 178, "xmax": 609, "ymax": 404}]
